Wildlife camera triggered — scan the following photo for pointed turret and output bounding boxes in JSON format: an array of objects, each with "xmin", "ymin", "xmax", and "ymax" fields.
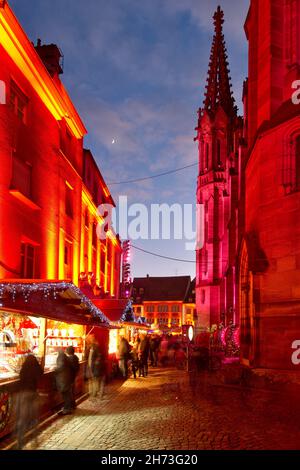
[{"xmin": 203, "ymin": 6, "xmax": 237, "ymax": 117}]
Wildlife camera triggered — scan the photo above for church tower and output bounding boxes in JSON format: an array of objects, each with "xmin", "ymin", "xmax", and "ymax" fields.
[{"xmin": 195, "ymin": 7, "xmax": 242, "ymax": 329}]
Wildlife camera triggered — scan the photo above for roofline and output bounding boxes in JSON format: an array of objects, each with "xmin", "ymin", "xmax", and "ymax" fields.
[{"xmin": 0, "ymin": 2, "xmax": 87, "ymax": 138}]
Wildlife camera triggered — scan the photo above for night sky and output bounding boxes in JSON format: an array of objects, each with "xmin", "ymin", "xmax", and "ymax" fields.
[{"xmin": 9, "ymin": 0, "xmax": 249, "ymax": 279}]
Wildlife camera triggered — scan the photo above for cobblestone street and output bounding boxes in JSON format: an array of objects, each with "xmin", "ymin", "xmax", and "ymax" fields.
[{"xmin": 19, "ymin": 367, "xmax": 300, "ymax": 450}]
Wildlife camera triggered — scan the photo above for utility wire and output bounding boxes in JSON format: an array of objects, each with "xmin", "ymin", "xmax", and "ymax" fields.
[
  {"xmin": 131, "ymin": 245, "xmax": 269, "ymax": 266},
  {"xmin": 107, "ymin": 162, "xmax": 198, "ymax": 185},
  {"xmin": 131, "ymin": 244, "xmax": 195, "ymax": 263}
]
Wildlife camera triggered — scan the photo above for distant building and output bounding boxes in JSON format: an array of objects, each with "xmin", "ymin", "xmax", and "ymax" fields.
[{"xmin": 131, "ymin": 276, "xmax": 196, "ymax": 330}]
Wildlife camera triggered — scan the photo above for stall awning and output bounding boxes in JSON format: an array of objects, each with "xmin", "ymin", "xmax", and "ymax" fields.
[{"xmin": 0, "ymin": 280, "xmax": 112, "ymax": 328}]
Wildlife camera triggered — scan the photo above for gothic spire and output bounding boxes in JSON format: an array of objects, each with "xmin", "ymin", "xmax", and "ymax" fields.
[{"xmin": 203, "ymin": 6, "xmax": 237, "ymax": 117}]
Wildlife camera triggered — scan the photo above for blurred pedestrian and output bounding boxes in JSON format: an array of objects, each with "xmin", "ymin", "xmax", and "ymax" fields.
[
  {"xmin": 118, "ymin": 336, "xmax": 130, "ymax": 378},
  {"xmin": 66, "ymin": 346, "xmax": 80, "ymax": 409},
  {"xmin": 16, "ymin": 354, "xmax": 43, "ymax": 450},
  {"xmin": 159, "ymin": 335, "xmax": 169, "ymax": 367},
  {"xmin": 138, "ymin": 334, "xmax": 150, "ymax": 377},
  {"xmin": 149, "ymin": 335, "xmax": 159, "ymax": 367},
  {"xmin": 55, "ymin": 350, "xmax": 73, "ymax": 415},
  {"xmin": 86, "ymin": 340, "xmax": 105, "ymax": 398},
  {"xmin": 130, "ymin": 338, "xmax": 140, "ymax": 379}
]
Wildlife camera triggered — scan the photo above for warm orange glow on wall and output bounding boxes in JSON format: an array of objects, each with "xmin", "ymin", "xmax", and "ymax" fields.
[
  {"xmin": 0, "ymin": 3, "xmax": 86, "ymax": 139},
  {"xmin": 45, "ymin": 232, "xmax": 57, "ymax": 279},
  {"xmin": 59, "ymin": 228, "xmax": 65, "ymax": 280}
]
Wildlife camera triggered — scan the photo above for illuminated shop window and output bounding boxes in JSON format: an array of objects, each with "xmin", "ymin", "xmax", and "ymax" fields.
[
  {"xmin": 11, "ymin": 152, "xmax": 32, "ymax": 199},
  {"xmin": 45, "ymin": 320, "xmax": 85, "ymax": 370},
  {"xmin": 9, "ymin": 81, "xmax": 28, "ymax": 123},
  {"xmin": 0, "ymin": 313, "xmax": 41, "ymax": 381},
  {"xmin": 20, "ymin": 242, "xmax": 36, "ymax": 279}
]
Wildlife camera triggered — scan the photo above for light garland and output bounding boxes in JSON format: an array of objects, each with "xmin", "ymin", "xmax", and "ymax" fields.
[{"xmin": 0, "ymin": 281, "xmax": 111, "ymax": 326}]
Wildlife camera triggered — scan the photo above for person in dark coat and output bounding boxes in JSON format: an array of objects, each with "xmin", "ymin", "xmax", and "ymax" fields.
[
  {"xmin": 55, "ymin": 350, "xmax": 73, "ymax": 415},
  {"xmin": 138, "ymin": 334, "xmax": 150, "ymax": 377},
  {"xmin": 149, "ymin": 335, "xmax": 159, "ymax": 367},
  {"xmin": 66, "ymin": 346, "xmax": 80, "ymax": 409},
  {"xmin": 118, "ymin": 336, "xmax": 130, "ymax": 378},
  {"xmin": 16, "ymin": 354, "xmax": 43, "ymax": 450},
  {"xmin": 130, "ymin": 338, "xmax": 140, "ymax": 379}
]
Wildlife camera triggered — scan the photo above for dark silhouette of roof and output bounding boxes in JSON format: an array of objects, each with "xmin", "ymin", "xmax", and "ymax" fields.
[
  {"xmin": 131, "ymin": 276, "xmax": 191, "ymax": 303},
  {"xmin": 184, "ymin": 277, "xmax": 196, "ymax": 303}
]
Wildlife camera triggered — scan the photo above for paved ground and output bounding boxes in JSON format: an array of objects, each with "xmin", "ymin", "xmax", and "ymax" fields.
[{"xmin": 21, "ymin": 368, "xmax": 300, "ymax": 450}]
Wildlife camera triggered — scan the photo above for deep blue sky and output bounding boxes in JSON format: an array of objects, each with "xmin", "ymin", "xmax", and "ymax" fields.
[{"xmin": 10, "ymin": 0, "xmax": 249, "ymax": 279}]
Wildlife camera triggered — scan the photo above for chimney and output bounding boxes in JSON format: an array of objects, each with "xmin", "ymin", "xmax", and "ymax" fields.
[{"xmin": 35, "ymin": 39, "xmax": 64, "ymax": 78}]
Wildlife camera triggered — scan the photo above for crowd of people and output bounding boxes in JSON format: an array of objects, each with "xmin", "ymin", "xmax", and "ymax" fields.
[
  {"xmin": 117, "ymin": 333, "xmax": 190, "ymax": 379},
  {"xmin": 14, "ymin": 333, "xmax": 193, "ymax": 449}
]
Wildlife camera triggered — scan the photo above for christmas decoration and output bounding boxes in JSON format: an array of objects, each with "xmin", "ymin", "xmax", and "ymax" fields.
[{"xmin": 0, "ymin": 281, "xmax": 111, "ymax": 326}]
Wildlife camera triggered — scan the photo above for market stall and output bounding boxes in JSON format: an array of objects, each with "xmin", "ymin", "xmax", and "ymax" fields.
[
  {"xmin": 0, "ymin": 280, "xmax": 112, "ymax": 440},
  {"xmin": 93, "ymin": 299, "xmax": 151, "ymax": 377}
]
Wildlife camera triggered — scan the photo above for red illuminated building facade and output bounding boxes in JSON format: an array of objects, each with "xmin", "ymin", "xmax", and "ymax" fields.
[
  {"xmin": 0, "ymin": 2, "xmax": 121, "ymax": 295},
  {"xmin": 196, "ymin": 1, "xmax": 300, "ymax": 371}
]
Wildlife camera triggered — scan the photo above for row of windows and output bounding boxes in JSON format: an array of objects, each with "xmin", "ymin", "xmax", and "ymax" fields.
[{"xmin": 144, "ymin": 305, "xmax": 181, "ymax": 313}]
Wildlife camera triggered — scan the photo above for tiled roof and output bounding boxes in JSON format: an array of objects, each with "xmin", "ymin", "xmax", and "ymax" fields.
[{"xmin": 131, "ymin": 276, "xmax": 191, "ymax": 303}]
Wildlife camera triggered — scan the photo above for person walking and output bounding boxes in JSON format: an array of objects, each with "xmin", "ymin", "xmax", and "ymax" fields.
[
  {"xmin": 55, "ymin": 350, "xmax": 73, "ymax": 415},
  {"xmin": 138, "ymin": 334, "xmax": 150, "ymax": 377},
  {"xmin": 16, "ymin": 354, "xmax": 43, "ymax": 450},
  {"xmin": 86, "ymin": 340, "xmax": 105, "ymax": 398},
  {"xmin": 118, "ymin": 336, "xmax": 130, "ymax": 378},
  {"xmin": 129, "ymin": 338, "xmax": 139, "ymax": 379},
  {"xmin": 66, "ymin": 346, "xmax": 80, "ymax": 409}
]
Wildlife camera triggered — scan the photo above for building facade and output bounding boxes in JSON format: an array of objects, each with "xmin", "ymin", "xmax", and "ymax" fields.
[
  {"xmin": 131, "ymin": 276, "xmax": 196, "ymax": 330},
  {"xmin": 240, "ymin": 0, "xmax": 300, "ymax": 369},
  {"xmin": 196, "ymin": 2, "xmax": 300, "ymax": 371},
  {"xmin": 0, "ymin": 1, "xmax": 121, "ymax": 296}
]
